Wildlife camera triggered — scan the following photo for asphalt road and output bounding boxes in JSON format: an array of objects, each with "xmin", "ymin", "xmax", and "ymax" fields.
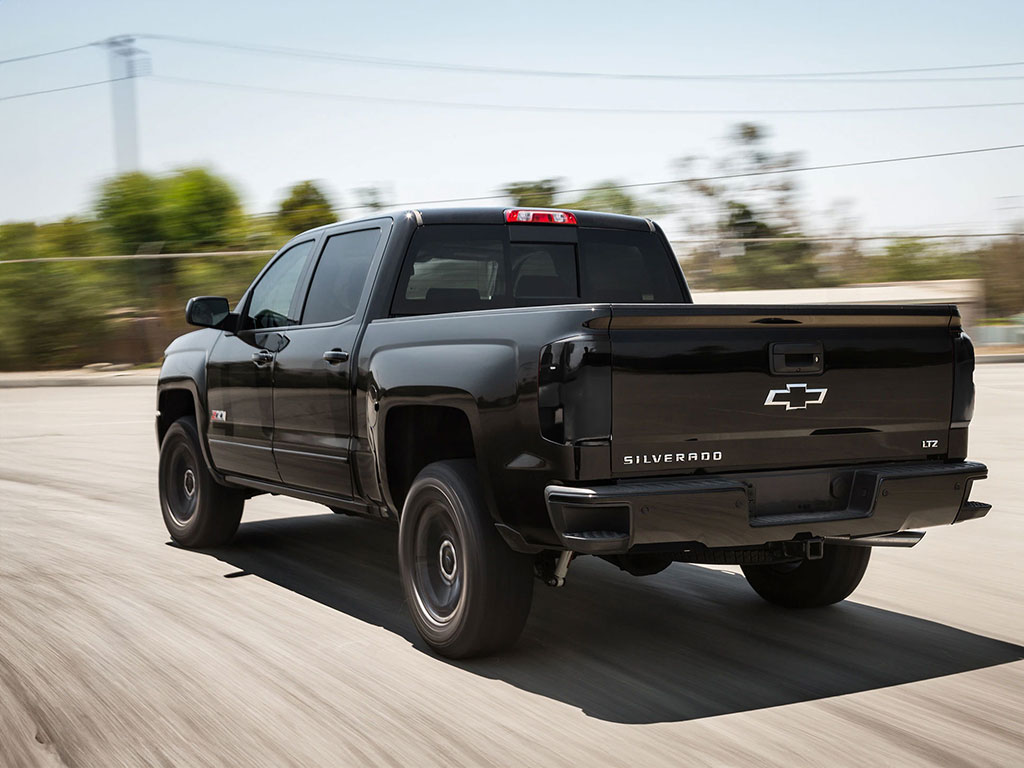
[{"xmin": 2, "ymin": 366, "xmax": 1022, "ymax": 767}]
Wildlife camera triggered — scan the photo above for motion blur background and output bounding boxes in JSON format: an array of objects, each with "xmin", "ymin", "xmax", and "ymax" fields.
[
  {"xmin": 3, "ymin": 5, "xmax": 1024, "ymax": 767},
  {"xmin": 1, "ymin": 0, "xmax": 1022, "ymax": 367}
]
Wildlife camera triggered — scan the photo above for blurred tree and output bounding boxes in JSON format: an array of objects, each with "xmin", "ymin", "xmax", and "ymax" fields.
[
  {"xmin": 355, "ymin": 185, "xmax": 389, "ymax": 212},
  {"xmin": 163, "ymin": 168, "xmax": 243, "ymax": 251},
  {"xmin": 562, "ymin": 182, "xmax": 664, "ymax": 216},
  {"xmin": 503, "ymin": 179, "xmax": 561, "ymax": 207},
  {"xmin": 277, "ymin": 180, "xmax": 335, "ymax": 235},
  {"xmin": 976, "ymin": 236, "xmax": 1024, "ymax": 317},
  {"xmin": 37, "ymin": 217, "xmax": 109, "ymax": 259},
  {"xmin": 95, "ymin": 172, "xmax": 165, "ymax": 253},
  {"xmin": 675, "ymin": 123, "xmax": 820, "ymax": 290},
  {"xmin": 0, "ymin": 222, "xmax": 39, "ymax": 260},
  {"xmin": 863, "ymin": 239, "xmax": 977, "ymax": 283}
]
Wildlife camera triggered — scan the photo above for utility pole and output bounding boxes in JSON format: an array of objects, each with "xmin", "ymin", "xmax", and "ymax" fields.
[{"xmin": 103, "ymin": 36, "xmax": 148, "ymax": 173}]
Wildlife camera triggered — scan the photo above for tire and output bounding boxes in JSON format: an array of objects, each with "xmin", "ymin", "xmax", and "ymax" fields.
[
  {"xmin": 741, "ymin": 544, "xmax": 871, "ymax": 608},
  {"xmin": 398, "ymin": 460, "xmax": 534, "ymax": 659},
  {"xmin": 159, "ymin": 415, "xmax": 244, "ymax": 548}
]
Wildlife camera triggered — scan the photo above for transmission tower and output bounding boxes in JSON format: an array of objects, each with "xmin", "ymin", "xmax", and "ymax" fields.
[{"xmin": 103, "ymin": 36, "xmax": 149, "ymax": 172}]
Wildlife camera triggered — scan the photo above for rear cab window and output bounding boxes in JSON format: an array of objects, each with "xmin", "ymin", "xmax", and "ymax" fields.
[{"xmin": 391, "ymin": 224, "xmax": 684, "ymax": 316}]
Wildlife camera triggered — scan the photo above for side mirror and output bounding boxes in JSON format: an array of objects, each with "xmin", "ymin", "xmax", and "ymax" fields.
[{"xmin": 185, "ymin": 296, "xmax": 236, "ymax": 330}]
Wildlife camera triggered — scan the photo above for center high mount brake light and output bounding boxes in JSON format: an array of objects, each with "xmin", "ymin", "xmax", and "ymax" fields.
[{"xmin": 505, "ymin": 209, "xmax": 577, "ymax": 225}]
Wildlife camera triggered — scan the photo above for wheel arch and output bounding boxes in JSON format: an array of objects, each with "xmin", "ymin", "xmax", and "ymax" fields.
[
  {"xmin": 378, "ymin": 398, "xmax": 482, "ymax": 517},
  {"xmin": 157, "ymin": 378, "xmax": 219, "ymax": 478}
]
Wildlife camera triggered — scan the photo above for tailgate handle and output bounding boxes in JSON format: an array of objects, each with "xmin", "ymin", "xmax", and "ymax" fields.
[{"xmin": 770, "ymin": 342, "xmax": 823, "ymax": 375}]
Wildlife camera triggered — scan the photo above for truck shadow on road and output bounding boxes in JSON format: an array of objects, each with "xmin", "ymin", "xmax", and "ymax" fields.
[{"xmin": 191, "ymin": 513, "xmax": 1023, "ymax": 725}]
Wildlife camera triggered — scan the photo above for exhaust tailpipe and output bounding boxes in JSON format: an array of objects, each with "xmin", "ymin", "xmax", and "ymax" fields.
[{"xmin": 826, "ymin": 531, "xmax": 925, "ymax": 548}]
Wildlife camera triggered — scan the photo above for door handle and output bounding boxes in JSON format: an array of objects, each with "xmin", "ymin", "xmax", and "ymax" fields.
[
  {"xmin": 770, "ymin": 342, "xmax": 823, "ymax": 375},
  {"xmin": 251, "ymin": 349, "xmax": 275, "ymax": 366},
  {"xmin": 323, "ymin": 349, "xmax": 349, "ymax": 365}
]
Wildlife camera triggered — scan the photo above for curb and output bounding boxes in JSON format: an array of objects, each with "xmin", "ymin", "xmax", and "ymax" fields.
[
  {"xmin": 0, "ymin": 374, "xmax": 159, "ymax": 389},
  {"xmin": 976, "ymin": 354, "xmax": 1024, "ymax": 364}
]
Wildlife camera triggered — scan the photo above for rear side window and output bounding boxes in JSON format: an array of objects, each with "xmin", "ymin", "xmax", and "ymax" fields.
[
  {"xmin": 302, "ymin": 228, "xmax": 381, "ymax": 325},
  {"xmin": 578, "ymin": 228, "xmax": 684, "ymax": 303},
  {"xmin": 391, "ymin": 224, "xmax": 682, "ymax": 316}
]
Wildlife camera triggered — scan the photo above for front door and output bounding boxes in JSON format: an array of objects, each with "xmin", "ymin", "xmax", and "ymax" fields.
[
  {"xmin": 205, "ymin": 239, "xmax": 316, "ymax": 480},
  {"xmin": 272, "ymin": 224, "xmax": 385, "ymax": 496}
]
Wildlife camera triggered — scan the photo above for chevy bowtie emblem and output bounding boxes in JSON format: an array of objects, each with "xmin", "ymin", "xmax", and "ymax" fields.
[{"xmin": 764, "ymin": 383, "xmax": 827, "ymax": 410}]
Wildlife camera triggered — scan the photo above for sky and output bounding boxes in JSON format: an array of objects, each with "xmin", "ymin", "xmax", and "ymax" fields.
[{"xmin": 1, "ymin": 0, "xmax": 1023, "ymax": 240}]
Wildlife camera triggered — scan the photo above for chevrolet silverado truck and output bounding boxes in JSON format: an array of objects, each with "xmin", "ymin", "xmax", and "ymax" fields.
[{"xmin": 157, "ymin": 206, "xmax": 990, "ymax": 658}]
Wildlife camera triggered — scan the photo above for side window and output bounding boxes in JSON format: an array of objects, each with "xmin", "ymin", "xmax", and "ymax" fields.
[
  {"xmin": 247, "ymin": 240, "xmax": 314, "ymax": 329},
  {"xmin": 392, "ymin": 225, "xmax": 506, "ymax": 315},
  {"xmin": 578, "ymin": 229, "xmax": 683, "ymax": 303},
  {"xmin": 301, "ymin": 228, "xmax": 381, "ymax": 325}
]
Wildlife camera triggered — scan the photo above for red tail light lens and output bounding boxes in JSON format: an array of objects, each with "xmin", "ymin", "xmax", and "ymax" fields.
[{"xmin": 505, "ymin": 209, "xmax": 577, "ymax": 225}]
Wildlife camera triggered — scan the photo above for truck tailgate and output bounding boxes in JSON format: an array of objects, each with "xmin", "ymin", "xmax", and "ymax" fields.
[{"xmin": 604, "ymin": 304, "xmax": 959, "ymax": 476}]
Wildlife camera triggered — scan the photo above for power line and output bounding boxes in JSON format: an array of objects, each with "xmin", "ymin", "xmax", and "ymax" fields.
[
  {"xmin": 0, "ymin": 42, "xmax": 96, "ymax": 66},
  {"xmin": 4, "ymin": 233, "xmax": 1020, "ymax": 265},
  {"xmin": 139, "ymin": 33, "xmax": 1024, "ymax": 83},
  {"xmin": 152, "ymin": 75, "xmax": 1024, "ymax": 115},
  {"xmin": 0, "ymin": 77, "xmax": 127, "ymax": 103},
  {"xmin": 0, "ymin": 250, "xmax": 275, "ymax": 265},
  {"xmin": 672, "ymin": 233, "xmax": 1023, "ymax": 244},
  {"xmin": 290, "ymin": 143, "xmax": 1024, "ymax": 213}
]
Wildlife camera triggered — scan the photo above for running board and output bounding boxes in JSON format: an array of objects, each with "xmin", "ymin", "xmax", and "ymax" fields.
[
  {"xmin": 222, "ymin": 475, "xmax": 384, "ymax": 518},
  {"xmin": 825, "ymin": 531, "xmax": 925, "ymax": 548}
]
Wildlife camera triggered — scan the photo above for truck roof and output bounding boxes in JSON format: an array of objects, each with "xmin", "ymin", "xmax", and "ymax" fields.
[{"xmin": 296, "ymin": 206, "xmax": 656, "ymax": 238}]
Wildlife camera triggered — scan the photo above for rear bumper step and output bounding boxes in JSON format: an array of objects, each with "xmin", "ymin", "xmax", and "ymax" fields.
[{"xmin": 545, "ymin": 461, "xmax": 988, "ymax": 554}]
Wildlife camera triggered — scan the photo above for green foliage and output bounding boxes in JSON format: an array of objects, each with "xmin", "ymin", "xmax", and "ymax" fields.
[
  {"xmin": 0, "ymin": 261, "xmax": 115, "ymax": 370},
  {"xmin": 563, "ymin": 183, "xmax": 649, "ymax": 216},
  {"xmin": 0, "ymin": 222, "xmax": 40, "ymax": 260},
  {"xmin": 977, "ymin": 236, "xmax": 1024, "ymax": 317},
  {"xmin": 864, "ymin": 239, "xmax": 977, "ymax": 283},
  {"xmin": 95, "ymin": 172, "xmax": 165, "ymax": 253},
  {"xmin": 503, "ymin": 179, "xmax": 561, "ymax": 208},
  {"xmin": 36, "ymin": 217, "xmax": 111, "ymax": 259},
  {"xmin": 277, "ymin": 180, "xmax": 335, "ymax": 236},
  {"xmin": 96, "ymin": 168, "xmax": 243, "ymax": 253},
  {"xmin": 162, "ymin": 168, "xmax": 243, "ymax": 251}
]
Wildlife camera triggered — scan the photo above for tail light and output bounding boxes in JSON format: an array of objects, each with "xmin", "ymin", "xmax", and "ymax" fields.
[
  {"xmin": 951, "ymin": 332, "xmax": 975, "ymax": 427},
  {"xmin": 538, "ymin": 336, "xmax": 610, "ymax": 444},
  {"xmin": 948, "ymin": 331, "xmax": 975, "ymax": 461},
  {"xmin": 505, "ymin": 209, "xmax": 577, "ymax": 225}
]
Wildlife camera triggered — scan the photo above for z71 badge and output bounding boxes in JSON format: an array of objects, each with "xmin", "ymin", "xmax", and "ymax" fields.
[{"xmin": 210, "ymin": 409, "xmax": 227, "ymax": 423}]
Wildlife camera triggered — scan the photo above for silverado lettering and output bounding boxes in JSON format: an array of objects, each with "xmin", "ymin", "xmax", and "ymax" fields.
[{"xmin": 623, "ymin": 451, "xmax": 723, "ymax": 465}]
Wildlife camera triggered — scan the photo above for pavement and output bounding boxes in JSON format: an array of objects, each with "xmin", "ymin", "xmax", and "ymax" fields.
[{"xmin": 1, "ymin": 366, "xmax": 1022, "ymax": 767}]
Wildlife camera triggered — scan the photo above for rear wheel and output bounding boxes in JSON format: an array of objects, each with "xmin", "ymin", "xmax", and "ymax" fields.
[
  {"xmin": 741, "ymin": 544, "xmax": 871, "ymax": 608},
  {"xmin": 398, "ymin": 460, "xmax": 534, "ymax": 658},
  {"xmin": 159, "ymin": 416, "xmax": 244, "ymax": 548}
]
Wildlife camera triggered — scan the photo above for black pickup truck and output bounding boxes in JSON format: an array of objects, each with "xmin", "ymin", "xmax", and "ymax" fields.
[{"xmin": 157, "ymin": 206, "xmax": 990, "ymax": 658}]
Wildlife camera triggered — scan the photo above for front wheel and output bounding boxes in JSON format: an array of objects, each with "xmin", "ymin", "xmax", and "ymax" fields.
[
  {"xmin": 159, "ymin": 415, "xmax": 244, "ymax": 548},
  {"xmin": 398, "ymin": 460, "xmax": 534, "ymax": 659},
  {"xmin": 741, "ymin": 544, "xmax": 871, "ymax": 608}
]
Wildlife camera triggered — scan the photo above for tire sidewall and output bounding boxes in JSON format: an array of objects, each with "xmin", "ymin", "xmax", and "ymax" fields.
[
  {"xmin": 158, "ymin": 418, "xmax": 211, "ymax": 546},
  {"xmin": 398, "ymin": 471, "xmax": 481, "ymax": 653}
]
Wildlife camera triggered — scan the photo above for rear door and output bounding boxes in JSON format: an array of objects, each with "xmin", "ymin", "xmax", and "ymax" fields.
[
  {"xmin": 607, "ymin": 305, "xmax": 957, "ymax": 476},
  {"xmin": 271, "ymin": 221, "xmax": 388, "ymax": 496}
]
